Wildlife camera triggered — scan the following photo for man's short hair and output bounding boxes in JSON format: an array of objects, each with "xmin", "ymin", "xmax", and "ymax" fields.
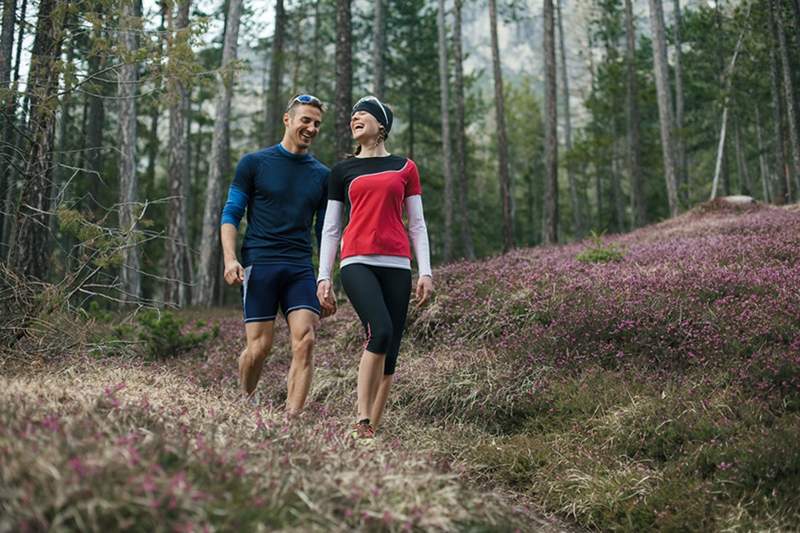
[{"xmin": 286, "ymin": 94, "xmax": 326, "ymax": 115}]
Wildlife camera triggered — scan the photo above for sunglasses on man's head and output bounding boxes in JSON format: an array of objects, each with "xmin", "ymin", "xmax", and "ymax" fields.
[
  {"xmin": 352, "ymin": 95, "xmax": 389, "ymax": 125},
  {"xmin": 287, "ymin": 94, "xmax": 322, "ymax": 111}
]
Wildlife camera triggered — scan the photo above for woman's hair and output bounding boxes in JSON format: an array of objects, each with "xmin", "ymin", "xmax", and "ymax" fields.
[{"xmin": 348, "ymin": 124, "xmax": 387, "ymax": 158}]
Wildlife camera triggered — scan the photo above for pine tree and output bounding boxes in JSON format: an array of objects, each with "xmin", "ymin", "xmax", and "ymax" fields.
[
  {"xmin": 437, "ymin": 0, "xmax": 454, "ymax": 260},
  {"xmin": 8, "ymin": 0, "xmax": 65, "ymax": 279},
  {"xmin": 335, "ymin": 0, "xmax": 352, "ymax": 159},
  {"xmin": 647, "ymin": 0, "xmax": 679, "ymax": 216},
  {"xmin": 489, "ymin": 0, "xmax": 513, "ymax": 251},
  {"xmin": 195, "ymin": 0, "xmax": 243, "ymax": 306},
  {"xmin": 543, "ymin": 0, "xmax": 558, "ymax": 244}
]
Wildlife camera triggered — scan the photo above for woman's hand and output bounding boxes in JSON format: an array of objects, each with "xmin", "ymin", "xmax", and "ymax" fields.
[
  {"xmin": 316, "ymin": 279, "xmax": 337, "ymax": 318},
  {"xmin": 415, "ymin": 275, "xmax": 434, "ymax": 307}
]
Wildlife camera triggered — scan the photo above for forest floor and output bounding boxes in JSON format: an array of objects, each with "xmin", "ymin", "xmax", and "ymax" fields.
[{"xmin": 2, "ymin": 200, "xmax": 800, "ymax": 532}]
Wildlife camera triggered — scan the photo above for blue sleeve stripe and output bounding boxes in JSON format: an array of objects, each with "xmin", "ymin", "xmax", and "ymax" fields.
[{"xmin": 220, "ymin": 186, "xmax": 248, "ymax": 229}]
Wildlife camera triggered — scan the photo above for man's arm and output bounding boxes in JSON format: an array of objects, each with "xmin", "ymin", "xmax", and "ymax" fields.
[
  {"xmin": 219, "ymin": 156, "xmax": 253, "ymax": 286},
  {"xmin": 221, "ymin": 223, "xmax": 244, "ymax": 285}
]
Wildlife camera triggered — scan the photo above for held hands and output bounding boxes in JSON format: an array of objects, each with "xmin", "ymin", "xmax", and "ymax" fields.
[
  {"xmin": 223, "ymin": 258, "xmax": 245, "ymax": 286},
  {"xmin": 316, "ymin": 279, "xmax": 337, "ymax": 318},
  {"xmin": 415, "ymin": 275, "xmax": 434, "ymax": 308}
]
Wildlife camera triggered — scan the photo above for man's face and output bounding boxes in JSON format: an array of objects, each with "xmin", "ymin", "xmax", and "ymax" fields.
[{"xmin": 284, "ymin": 105, "xmax": 322, "ymax": 150}]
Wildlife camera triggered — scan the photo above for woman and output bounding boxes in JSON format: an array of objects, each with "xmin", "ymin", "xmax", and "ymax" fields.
[{"xmin": 316, "ymin": 95, "xmax": 434, "ymax": 440}]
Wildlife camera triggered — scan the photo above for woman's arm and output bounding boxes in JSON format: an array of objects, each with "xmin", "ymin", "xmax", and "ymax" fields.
[
  {"xmin": 317, "ymin": 200, "xmax": 345, "ymax": 281},
  {"xmin": 406, "ymin": 194, "xmax": 434, "ymax": 306},
  {"xmin": 405, "ymin": 195, "xmax": 432, "ymax": 278}
]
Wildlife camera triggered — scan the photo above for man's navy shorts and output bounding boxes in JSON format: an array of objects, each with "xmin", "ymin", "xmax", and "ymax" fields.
[{"xmin": 242, "ymin": 263, "xmax": 321, "ymax": 323}]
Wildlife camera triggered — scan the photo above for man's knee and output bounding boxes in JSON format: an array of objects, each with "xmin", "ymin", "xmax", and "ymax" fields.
[
  {"xmin": 247, "ymin": 335, "xmax": 272, "ymax": 363},
  {"xmin": 291, "ymin": 326, "xmax": 316, "ymax": 356}
]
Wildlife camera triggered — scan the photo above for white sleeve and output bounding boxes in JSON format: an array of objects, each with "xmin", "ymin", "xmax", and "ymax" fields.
[
  {"xmin": 317, "ymin": 200, "xmax": 344, "ymax": 282},
  {"xmin": 405, "ymin": 195, "xmax": 432, "ymax": 278}
]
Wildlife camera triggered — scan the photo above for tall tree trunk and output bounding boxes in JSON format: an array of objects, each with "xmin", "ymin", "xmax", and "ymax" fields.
[
  {"xmin": 335, "ymin": 0, "xmax": 352, "ymax": 159},
  {"xmin": 489, "ymin": 0, "xmax": 513, "ymax": 251},
  {"xmin": 117, "ymin": 0, "xmax": 140, "ymax": 301},
  {"xmin": 373, "ymin": 0, "xmax": 385, "ymax": 100},
  {"xmin": 768, "ymin": 0, "xmax": 790, "ymax": 204},
  {"xmin": 194, "ymin": 0, "xmax": 242, "ymax": 306},
  {"xmin": 289, "ymin": 14, "xmax": 302, "ymax": 90},
  {"xmin": 710, "ymin": 31, "xmax": 744, "ymax": 200},
  {"xmin": 543, "ymin": 0, "xmax": 558, "ymax": 244},
  {"xmin": 264, "ymin": 0, "xmax": 286, "ymax": 147},
  {"xmin": 165, "ymin": 0, "xmax": 192, "ymax": 307},
  {"xmin": 452, "ymin": 0, "xmax": 474, "ymax": 259},
  {"xmin": 647, "ymin": 0, "xmax": 679, "ymax": 217},
  {"xmin": 310, "ymin": 1, "xmax": 322, "ymax": 95},
  {"xmin": 672, "ymin": 0, "xmax": 687, "ymax": 202},
  {"xmin": 0, "ymin": 0, "xmax": 15, "ymax": 246},
  {"xmin": 754, "ymin": 107, "xmax": 771, "ymax": 202},
  {"xmin": 557, "ymin": 0, "xmax": 583, "ymax": 238},
  {"xmin": 54, "ymin": 38, "xmax": 75, "ymax": 211},
  {"xmin": 145, "ymin": 5, "xmax": 166, "ymax": 202},
  {"xmin": 611, "ymin": 142, "xmax": 625, "ymax": 231},
  {"xmin": 2, "ymin": 0, "xmax": 26, "ymax": 253},
  {"xmin": 437, "ymin": 0, "xmax": 454, "ymax": 261},
  {"xmin": 774, "ymin": 0, "xmax": 800, "ymax": 201},
  {"xmin": 84, "ymin": 5, "xmax": 107, "ymax": 216},
  {"xmin": 8, "ymin": 0, "xmax": 65, "ymax": 280},
  {"xmin": 0, "ymin": 0, "xmax": 28, "ymax": 257},
  {"xmin": 624, "ymin": 0, "xmax": 646, "ymax": 227},
  {"xmin": 733, "ymin": 116, "xmax": 753, "ymax": 196}
]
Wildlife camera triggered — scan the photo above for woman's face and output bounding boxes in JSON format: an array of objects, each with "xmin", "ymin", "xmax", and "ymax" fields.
[{"xmin": 350, "ymin": 111, "xmax": 380, "ymax": 142}]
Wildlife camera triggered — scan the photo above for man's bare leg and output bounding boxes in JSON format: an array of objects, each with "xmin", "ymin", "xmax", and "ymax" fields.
[
  {"xmin": 286, "ymin": 309, "xmax": 320, "ymax": 415},
  {"xmin": 239, "ymin": 321, "xmax": 275, "ymax": 397},
  {"xmin": 370, "ymin": 374, "xmax": 393, "ymax": 429}
]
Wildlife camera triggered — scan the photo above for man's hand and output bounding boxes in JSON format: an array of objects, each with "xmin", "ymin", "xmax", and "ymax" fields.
[
  {"xmin": 316, "ymin": 279, "xmax": 337, "ymax": 318},
  {"xmin": 224, "ymin": 258, "xmax": 245, "ymax": 286},
  {"xmin": 415, "ymin": 275, "xmax": 434, "ymax": 307}
]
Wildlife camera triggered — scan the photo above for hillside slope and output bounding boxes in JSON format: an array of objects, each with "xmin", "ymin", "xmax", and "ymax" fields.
[{"xmin": 2, "ymin": 201, "xmax": 798, "ymax": 531}]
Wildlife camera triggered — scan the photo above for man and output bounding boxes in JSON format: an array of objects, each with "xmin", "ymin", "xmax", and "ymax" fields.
[{"xmin": 220, "ymin": 94, "xmax": 332, "ymax": 415}]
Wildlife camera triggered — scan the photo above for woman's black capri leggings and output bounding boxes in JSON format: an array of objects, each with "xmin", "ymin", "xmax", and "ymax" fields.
[{"xmin": 340, "ymin": 263, "xmax": 411, "ymax": 375}]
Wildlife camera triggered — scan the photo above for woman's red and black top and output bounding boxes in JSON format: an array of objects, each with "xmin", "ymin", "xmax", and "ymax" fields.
[{"xmin": 328, "ymin": 155, "xmax": 422, "ymax": 260}]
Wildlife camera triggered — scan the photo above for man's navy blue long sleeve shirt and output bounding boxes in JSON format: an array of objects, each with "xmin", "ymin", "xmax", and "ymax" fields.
[{"xmin": 221, "ymin": 144, "xmax": 329, "ymax": 267}]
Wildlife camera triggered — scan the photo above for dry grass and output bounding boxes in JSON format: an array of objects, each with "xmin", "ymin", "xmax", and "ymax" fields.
[{"xmin": 0, "ymin": 328, "xmax": 561, "ymax": 532}]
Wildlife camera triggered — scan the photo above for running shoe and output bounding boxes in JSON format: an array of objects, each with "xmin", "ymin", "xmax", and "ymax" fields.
[{"xmin": 350, "ymin": 420, "xmax": 375, "ymax": 443}]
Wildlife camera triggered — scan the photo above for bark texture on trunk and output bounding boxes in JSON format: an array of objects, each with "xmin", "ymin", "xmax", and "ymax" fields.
[
  {"xmin": 2, "ymin": 0, "xmax": 26, "ymax": 252},
  {"xmin": 624, "ymin": 0, "xmax": 646, "ymax": 227},
  {"xmin": 8, "ymin": 0, "xmax": 65, "ymax": 280},
  {"xmin": 373, "ymin": 0, "xmax": 385, "ymax": 100},
  {"xmin": 0, "ymin": 0, "xmax": 16, "ymax": 246},
  {"xmin": 733, "ymin": 117, "xmax": 753, "ymax": 196},
  {"xmin": 335, "ymin": 0, "xmax": 352, "ymax": 159},
  {"xmin": 774, "ymin": 0, "xmax": 800, "ymax": 201},
  {"xmin": 117, "ymin": 0, "xmax": 140, "ymax": 301},
  {"xmin": 264, "ymin": 0, "xmax": 286, "ymax": 147},
  {"xmin": 647, "ymin": 0, "xmax": 679, "ymax": 217},
  {"xmin": 768, "ymin": 0, "xmax": 789, "ymax": 204},
  {"xmin": 672, "ymin": 0, "xmax": 687, "ymax": 200},
  {"xmin": 543, "ymin": 0, "xmax": 558, "ymax": 245},
  {"xmin": 194, "ymin": 0, "xmax": 242, "ymax": 306},
  {"xmin": 165, "ymin": 0, "xmax": 192, "ymax": 307},
  {"xmin": 754, "ymin": 107, "xmax": 771, "ymax": 202},
  {"xmin": 489, "ymin": 0, "xmax": 513, "ymax": 251},
  {"xmin": 452, "ymin": 0, "xmax": 474, "ymax": 259},
  {"xmin": 437, "ymin": 0, "xmax": 454, "ymax": 261},
  {"xmin": 557, "ymin": 0, "xmax": 582, "ymax": 238}
]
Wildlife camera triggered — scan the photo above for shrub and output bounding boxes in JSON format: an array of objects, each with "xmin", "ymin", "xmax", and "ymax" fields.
[
  {"xmin": 136, "ymin": 310, "xmax": 214, "ymax": 359},
  {"xmin": 576, "ymin": 231, "xmax": 625, "ymax": 263}
]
